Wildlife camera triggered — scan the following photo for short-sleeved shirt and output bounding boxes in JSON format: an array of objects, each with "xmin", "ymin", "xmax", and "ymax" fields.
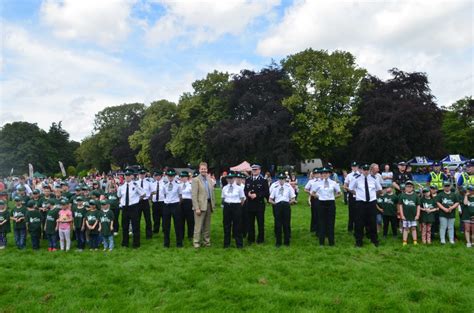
[
  {"xmin": 420, "ymin": 198, "xmax": 436, "ymax": 223},
  {"xmin": 461, "ymin": 196, "xmax": 474, "ymax": 221},
  {"xmin": 26, "ymin": 209, "xmax": 42, "ymax": 233},
  {"xmin": 73, "ymin": 206, "xmax": 87, "ymax": 229},
  {"xmin": 45, "ymin": 209, "xmax": 59, "ymax": 235},
  {"xmin": 0, "ymin": 210, "xmax": 11, "ymax": 233},
  {"xmin": 222, "ymin": 183, "xmax": 245, "ymax": 204},
  {"xmin": 106, "ymin": 193, "xmax": 119, "ymax": 210},
  {"xmin": 398, "ymin": 193, "xmax": 420, "ymax": 221},
  {"xmin": 377, "ymin": 193, "xmax": 398, "ymax": 216},
  {"xmin": 85, "ymin": 210, "xmax": 101, "ymax": 234},
  {"xmin": 270, "ymin": 183, "xmax": 296, "ymax": 203},
  {"xmin": 100, "ymin": 210, "xmax": 115, "ymax": 236},
  {"xmin": 393, "ymin": 172, "xmax": 413, "ymax": 186},
  {"xmin": 12, "ymin": 206, "xmax": 27, "ymax": 230},
  {"xmin": 58, "ymin": 209, "xmax": 72, "ymax": 230},
  {"xmin": 436, "ymin": 192, "xmax": 459, "ymax": 219}
]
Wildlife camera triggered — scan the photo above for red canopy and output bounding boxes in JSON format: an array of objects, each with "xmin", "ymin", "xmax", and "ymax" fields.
[{"xmin": 230, "ymin": 161, "xmax": 252, "ymax": 172}]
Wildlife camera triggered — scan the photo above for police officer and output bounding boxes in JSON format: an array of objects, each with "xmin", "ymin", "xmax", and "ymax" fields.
[
  {"xmin": 343, "ymin": 162, "xmax": 359, "ymax": 232},
  {"xmin": 179, "ymin": 171, "xmax": 194, "ymax": 240},
  {"xmin": 349, "ymin": 163, "xmax": 382, "ymax": 247},
  {"xmin": 151, "ymin": 170, "xmax": 164, "ymax": 234},
  {"xmin": 392, "ymin": 161, "xmax": 413, "ymax": 192},
  {"xmin": 269, "ymin": 173, "xmax": 296, "ymax": 247},
  {"xmin": 428, "ymin": 161, "xmax": 447, "ymax": 192},
  {"xmin": 161, "ymin": 169, "xmax": 183, "ymax": 248},
  {"xmin": 457, "ymin": 161, "xmax": 474, "ymax": 187},
  {"xmin": 244, "ymin": 164, "xmax": 269, "ymax": 244},
  {"xmin": 221, "ymin": 172, "xmax": 246, "ymax": 248},
  {"xmin": 136, "ymin": 169, "xmax": 153, "ymax": 239},
  {"xmin": 117, "ymin": 170, "xmax": 145, "ymax": 248},
  {"xmin": 305, "ymin": 168, "xmax": 321, "ymax": 235}
]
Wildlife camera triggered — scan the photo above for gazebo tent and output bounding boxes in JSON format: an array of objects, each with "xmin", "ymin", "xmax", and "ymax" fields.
[
  {"xmin": 441, "ymin": 154, "xmax": 469, "ymax": 165},
  {"xmin": 230, "ymin": 161, "xmax": 252, "ymax": 172},
  {"xmin": 407, "ymin": 156, "xmax": 434, "ymax": 166},
  {"xmin": 33, "ymin": 171, "xmax": 46, "ymax": 178}
]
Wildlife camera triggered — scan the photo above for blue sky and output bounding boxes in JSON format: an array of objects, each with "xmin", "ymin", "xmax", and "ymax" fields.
[{"xmin": 1, "ymin": 0, "xmax": 472, "ymax": 141}]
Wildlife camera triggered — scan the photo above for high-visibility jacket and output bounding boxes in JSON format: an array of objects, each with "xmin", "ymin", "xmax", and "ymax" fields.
[
  {"xmin": 461, "ymin": 173, "xmax": 474, "ymax": 186},
  {"xmin": 430, "ymin": 172, "xmax": 444, "ymax": 190}
]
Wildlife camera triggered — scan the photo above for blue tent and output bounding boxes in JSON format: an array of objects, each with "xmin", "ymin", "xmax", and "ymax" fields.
[
  {"xmin": 407, "ymin": 156, "xmax": 434, "ymax": 166},
  {"xmin": 441, "ymin": 154, "xmax": 469, "ymax": 165}
]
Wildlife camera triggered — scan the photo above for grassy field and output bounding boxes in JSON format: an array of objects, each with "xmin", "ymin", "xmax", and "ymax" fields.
[{"xmin": 0, "ymin": 189, "xmax": 473, "ymax": 313}]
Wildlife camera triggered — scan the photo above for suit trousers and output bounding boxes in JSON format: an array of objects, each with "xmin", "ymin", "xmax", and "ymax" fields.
[
  {"xmin": 152, "ymin": 201, "xmax": 164, "ymax": 234},
  {"xmin": 193, "ymin": 200, "xmax": 212, "ymax": 247},
  {"xmin": 354, "ymin": 200, "xmax": 378, "ymax": 246},
  {"xmin": 180, "ymin": 199, "xmax": 194, "ymax": 240},
  {"xmin": 318, "ymin": 200, "xmax": 336, "ymax": 246},
  {"xmin": 163, "ymin": 202, "xmax": 183, "ymax": 247},
  {"xmin": 122, "ymin": 203, "xmax": 140, "ymax": 248},
  {"xmin": 273, "ymin": 202, "xmax": 291, "ymax": 246},
  {"xmin": 347, "ymin": 193, "xmax": 356, "ymax": 232},
  {"xmin": 310, "ymin": 197, "xmax": 319, "ymax": 234},
  {"xmin": 138, "ymin": 199, "xmax": 153, "ymax": 239},
  {"xmin": 247, "ymin": 201, "xmax": 265, "ymax": 244}
]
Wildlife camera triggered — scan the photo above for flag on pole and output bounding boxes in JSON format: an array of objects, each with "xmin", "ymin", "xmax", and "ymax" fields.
[
  {"xmin": 10, "ymin": 168, "xmax": 14, "ymax": 175},
  {"xmin": 59, "ymin": 161, "xmax": 66, "ymax": 177},
  {"xmin": 28, "ymin": 164, "xmax": 34, "ymax": 178}
]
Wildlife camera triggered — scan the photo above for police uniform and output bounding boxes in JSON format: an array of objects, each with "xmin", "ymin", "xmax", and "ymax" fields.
[
  {"xmin": 117, "ymin": 171, "xmax": 145, "ymax": 248},
  {"xmin": 244, "ymin": 165, "xmax": 269, "ymax": 244},
  {"xmin": 349, "ymin": 164, "xmax": 382, "ymax": 247},
  {"xmin": 393, "ymin": 162, "xmax": 413, "ymax": 192},
  {"xmin": 427, "ymin": 161, "xmax": 446, "ymax": 237},
  {"xmin": 221, "ymin": 173, "xmax": 245, "ymax": 248},
  {"xmin": 179, "ymin": 171, "xmax": 194, "ymax": 240},
  {"xmin": 161, "ymin": 169, "xmax": 183, "ymax": 248},
  {"xmin": 270, "ymin": 174, "xmax": 295, "ymax": 246},
  {"xmin": 136, "ymin": 170, "xmax": 153, "ymax": 239},
  {"xmin": 344, "ymin": 162, "xmax": 359, "ymax": 232},
  {"xmin": 305, "ymin": 169, "xmax": 320, "ymax": 234},
  {"xmin": 151, "ymin": 171, "xmax": 165, "ymax": 234}
]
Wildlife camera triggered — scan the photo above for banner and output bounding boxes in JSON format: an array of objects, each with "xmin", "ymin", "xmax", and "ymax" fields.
[
  {"xmin": 28, "ymin": 164, "xmax": 34, "ymax": 178},
  {"xmin": 59, "ymin": 161, "xmax": 66, "ymax": 177},
  {"xmin": 10, "ymin": 168, "xmax": 14, "ymax": 175}
]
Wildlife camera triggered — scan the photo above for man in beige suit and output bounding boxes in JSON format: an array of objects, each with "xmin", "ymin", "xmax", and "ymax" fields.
[{"xmin": 192, "ymin": 162, "xmax": 215, "ymax": 248}]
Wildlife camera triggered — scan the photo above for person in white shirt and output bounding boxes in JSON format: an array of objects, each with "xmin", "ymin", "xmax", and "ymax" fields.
[
  {"xmin": 151, "ymin": 171, "xmax": 164, "ymax": 234},
  {"xmin": 269, "ymin": 173, "xmax": 296, "ymax": 247},
  {"xmin": 344, "ymin": 161, "xmax": 360, "ymax": 233},
  {"xmin": 179, "ymin": 171, "xmax": 194, "ymax": 240},
  {"xmin": 221, "ymin": 173, "xmax": 245, "ymax": 248},
  {"xmin": 136, "ymin": 169, "xmax": 153, "ymax": 239},
  {"xmin": 161, "ymin": 169, "xmax": 183, "ymax": 248},
  {"xmin": 304, "ymin": 168, "xmax": 321, "ymax": 234},
  {"xmin": 348, "ymin": 163, "xmax": 382, "ymax": 247},
  {"xmin": 117, "ymin": 170, "xmax": 146, "ymax": 248},
  {"xmin": 310, "ymin": 167, "xmax": 341, "ymax": 246}
]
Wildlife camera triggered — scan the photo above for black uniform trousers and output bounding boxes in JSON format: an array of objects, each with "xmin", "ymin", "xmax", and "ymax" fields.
[
  {"xmin": 318, "ymin": 200, "xmax": 336, "ymax": 246},
  {"xmin": 347, "ymin": 193, "xmax": 356, "ymax": 232},
  {"xmin": 180, "ymin": 199, "xmax": 194, "ymax": 240},
  {"xmin": 273, "ymin": 201, "xmax": 291, "ymax": 246},
  {"xmin": 163, "ymin": 202, "xmax": 183, "ymax": 247},
  {"xmin": 247, "ymin": 201, "xmax": 265, "ymax": 244},
  {"xmin": 382, "ymin": 215, "xmax": 398, "ymax": 237},
  {"xmin": 241, "ymin": 201, "xmax": 248, "ymax": 238},
  {"xmin": 354, "ymin": 200, "xmax": 378, "ymax": 246},
  {"xmin": 112, "ymin": 206, "xmax": 120, "ymax": 233},
  {"xmin": 122, "ymin": 203, "xmax": 140, "ymax": 248},
  {"xmin": 223, "ymin": 202, "xmax": 243, "ymax": 248},
  {"xmin": 138, "ymin": 199, "xmax": 153, "ymax": 239},
  {"xmin": 152, "ymin": 200, "xmax": 164, "ymax": 234},
  {"xmin": 310, "ymin": 197, "xmax": 319, "ymax": 235}
]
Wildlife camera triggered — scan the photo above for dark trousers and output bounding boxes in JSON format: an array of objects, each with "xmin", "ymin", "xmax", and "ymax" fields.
[
  {"xmin": 180, "ymin": 199, "xmax": 194, "ymax": 240},
  {"xmin": 383, "ymin": 215, "xmax": 398, "ymax": 237},
  {"xmin": 273, "ymin": 202, "xmax": 291, "ymax": 246},
  {"xmin": 139, "ymin": 199, "xmax": 153, "ymax": 239},
  {"xmin": 223, "ymin": 203, "xmax": 243, "ymax": 248},
  {"xmin": 354, "ymin": 201, "xmax": 378, "ymax": 246},
  {"xmin": 152, "ymin": 201, "xmax": 164, "ymax": 233},
  {"xmin": 14, "ymin": 228, "xmax": 26, "ymax": 249},
  {"xmin": 163, "ymin": 202, "xmax": 183, "ymax": 247},
  {"xmin": 247, "ymin": 202, "xmax": 265, "ymax": 243},
  {"xmin": 89, "ymin": 233, "xmax": 100, "ymax": 249},
  {"xmin": 431, "ymin": 211, "xmax": 440, "ymax": 240},
  {"xmin": 30, "ymin": 231, "xmax": 40, "ymax": 250},
  {"xmin": 122, "ymin": 203, "xmax": 140, "ymax": 248},
  {"xmin": 241, "ymin": 202, "xmax": 248, "ymax": 238},
  {"xmin": 310, "ymin": 197, "xmax": 319, "ymax": 234},
  {"xmin": 112, "ymin": 207, "xmax": 120, "ymax": 233},
  {"xmin": 75, "ymin": 228, "xmax": 85, "ymax": 249},
  {"xmin": 347, "ymin": 193, "xmax": 356, "ymax": 232},
  {"xmin": 318, "ymin": 200, "xmax": 336, "ymax": 246},
  {"xmin": 47, "ymin": 233, "xmax": 57, "ymax": 249}
]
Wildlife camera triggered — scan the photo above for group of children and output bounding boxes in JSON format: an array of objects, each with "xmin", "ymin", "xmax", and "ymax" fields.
[
  {"xmin": 0, "ymin": 191, "xmax": 116, "ymax": 251},
  {"xmin": 376, "ymin": 181, "xmax": 474, "ymax": 247}
]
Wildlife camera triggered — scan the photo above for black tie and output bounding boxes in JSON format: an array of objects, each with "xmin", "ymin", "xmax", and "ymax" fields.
[
  {"xmin": 156, "ymin": 181, "xmax": 159, "ymax": 201},
  {"xmin": 125, "ymin": 183, "xmax": 130, "ymax": 206},
  {"xmin": 141, "ymin": 180, "xmax": 143, "ymax": 188},
  {"xmin": 364, "ymin": 176, "xmax": 370, "ymax": 202}
]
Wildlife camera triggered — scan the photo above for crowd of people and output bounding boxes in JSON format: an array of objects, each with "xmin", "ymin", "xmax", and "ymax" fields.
[{"xmin": 0, "ymin": 159, "xmax": 473, "ymax": 251}]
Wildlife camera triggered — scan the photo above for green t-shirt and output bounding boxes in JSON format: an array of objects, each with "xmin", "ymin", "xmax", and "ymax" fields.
[
  {"xmin": 0, "ymin": 210, "xmax": 11, "ymax": 233},
  {"xmin": 11, "ymin": 206, "xmax": 27, "ymax": 230},
  {"xmin": 436, "ymin": 192, "xmax": 459, "ymax": 219},
  {"xmin": 99, "ymin": 210, "xmax": 115, "ymax": 236},
  {"xmin": 106, "ymin": 193, "xmax": 119, "ymax": 210},
  {"xmin": 420, "ymin": 198, "xmax": 436, "ymax": 224},
  {"xmin": 26, "ymin": 209, "xmax": 42, "ymax": 233},
  {"xmin": 38, "ymin": 196, "xmax": 53, "ymax": 208},
  {"xmin": 45, "ymin": 209, "xmax": 59, "ymax": 235},
  {"xmin": 377, "ymin": 193, "xmax": 398, "ymax": 216},
  {"xmin": 18, "ymin": 195, "xmax": 30, "ymax": 206},
  {"xmin": 461, "ymin": 196, "xmax": 474, "ymax": 221},
  {"xmin": 85, "ymin": 210, "xmax": 101, "ymax": 234},
  {"xmin": 62, "ymin": 191, "xmax": 73, "ymax": 200},
  {"xmin": 73, "ymin": 206, "xmax": 86, "ymax": 229},
  {"xmin": 398, "ymin": 193, "xmax": 420, "ymax": 221}
]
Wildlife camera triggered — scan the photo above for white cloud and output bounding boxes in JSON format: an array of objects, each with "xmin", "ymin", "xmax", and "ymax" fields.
[
  {"xmin": 145, "ymin": 0, "xmax": 280, "ymax": 46},
  {"xmin": 40, "ymin": 0, "xmax": 136, "ymax": 47},
  {"xmin": 256, "ymin": 0, "xmax": 473, "ymax": 106}
]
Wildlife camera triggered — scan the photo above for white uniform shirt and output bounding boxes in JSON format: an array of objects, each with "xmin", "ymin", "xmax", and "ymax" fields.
[
  {"xmin": 136, "ymin": 178, "xmax": 153, "ymax": 200},
  {"xmin": 151, "ymin": 179, "xmax": 164, "ymax": 202},
  {"xmin": 222, "ymin": 183, "xmax": 245, "ymax": 204},
  {"xmin": 180, "ymin": 181, "xmax": 192, "ymax": 200},
  {"xmin": 161, "ymin": 181, "xmax": 182, "ymax": 204},
  {"xmin": 344, "ymin": 171, "xmax": 359, "ymax": 186},
  {"xmin": 304, "ymin": 178, "xmax": 319, "ymax": 192},
  {"xmin": 270, "ymin": 183, "xmax": 296, "ymax": 203},
  {"xmin": 269, "ymin": 181, "xmax": 280, "ymax": 195},
  {"xmin": 117, "ymin": 182, "xmax": 145, "ymax": 207},
  {"xmin": 349, "ymin": 174, "xmax": 382, "ymax": 202},
  {"xmin": 311, "ymin": 179, "xmax": 341, "ymax": 201}
]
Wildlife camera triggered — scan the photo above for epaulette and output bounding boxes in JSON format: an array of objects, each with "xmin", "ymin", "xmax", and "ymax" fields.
[{"xmin": 354, "ymin": 174, "xmax": 361, "ymax": 178}]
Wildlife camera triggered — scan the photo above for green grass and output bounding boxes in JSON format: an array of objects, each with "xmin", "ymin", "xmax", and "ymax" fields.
[{"xmin": 1, "ymin": 189, "xmax": 473, "ymax": 313}]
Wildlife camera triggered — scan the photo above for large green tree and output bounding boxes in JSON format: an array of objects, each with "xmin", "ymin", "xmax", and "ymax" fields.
[
  {"xmin": 281, "ymin": 49, "xmax": 366, "ymax": 159},
  {"xmin": 48, "ymin": 122, "xmax": 79, "ymax": 170},
  {"xmin": 441, "ymin": 96, "xmax": 474, "ymax": 157}
]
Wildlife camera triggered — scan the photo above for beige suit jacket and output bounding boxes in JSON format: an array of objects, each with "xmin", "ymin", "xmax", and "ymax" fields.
[{"xmin": 191, "ymin": 174, "xmax": 215, "ymax": 211}]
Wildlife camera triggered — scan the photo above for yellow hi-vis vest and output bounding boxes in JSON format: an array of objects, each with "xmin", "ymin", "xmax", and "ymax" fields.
[
  {"xmin": 430, "ymin": 172, "xmax": 443, "ymax": 189},
  {"xmin": 461, "ymin": 173, "xmax": 474, "ymax": 186}
]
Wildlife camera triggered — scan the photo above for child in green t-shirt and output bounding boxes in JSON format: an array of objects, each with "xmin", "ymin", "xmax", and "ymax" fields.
[
  {"xmin": 419, "ymin": 188, "xmax": 437, "ymax": 244},
  {"xmin": 73, "ymin": 197, "xmax": 87, "ymax": 251},
  {"xmin": 0, "ymin": 200, "xmax": 11, "ymax": 249},
  {"xmin": 436, "ymin": 182, "xmax": 459, "ymax": 244},
  {"xmin": 11, "ymin": 196, "xmax": 27, "ymax": 249},
  {"xmin": 376, "ymin": 185, "xmax": 399, "ymax": 238},
  {"xmin": 44, "ymin": 200, "xmax": 59, "ymax": 252},
  {"xmin": 100, "ymin": 200, "xmax": 115, "ymax": 251},
  {"xmin": 85, "ymin": 200, "xmax": 101, "ymax": 251},
  {"xmin": 462, "ymin": 185, "xmax": 474, "ymax": 248},
  {"xmin": 25, "ymin": 200, "xmax": 42, "ymax": 250},
  {"xmin": 398, "ymin": 181, "xmax": 420, "ymax": 246}
]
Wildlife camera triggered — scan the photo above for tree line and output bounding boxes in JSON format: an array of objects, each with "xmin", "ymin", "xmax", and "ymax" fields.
[{"xmin": 0, "ymin": 49, "xmax": 472, "ymax": 176}]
